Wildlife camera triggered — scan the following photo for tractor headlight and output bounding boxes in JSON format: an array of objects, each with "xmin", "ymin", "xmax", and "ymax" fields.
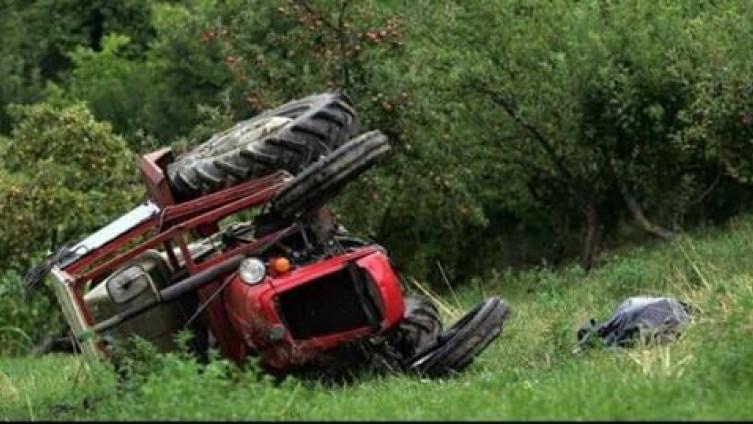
[{"xmin": 239, "ymin": 257, "xmax": 266, "ymax": 285}]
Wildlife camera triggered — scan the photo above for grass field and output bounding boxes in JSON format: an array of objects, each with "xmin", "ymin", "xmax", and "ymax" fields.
[{"xmin": 2, "ymin": 216, "xmax": 753, "ymax": 420}]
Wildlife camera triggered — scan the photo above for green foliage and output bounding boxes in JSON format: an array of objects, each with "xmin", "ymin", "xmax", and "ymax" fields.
[
  {"xmin": 362, "ymin": 0, "xmax": 753, "ymax": 278},
  {"xmin": 48, "ymin": 35, "xmax": 163, "ymax": 150},
  {"xmin": 0, "ymin": 269, "xmax": 58, "ymax": 356},
  {"xmin": 0, "ymin": 0, "xmax": 156, "ymax": 132},
  {"xmin": 2, "ymin": 0, "xmax": 753, "ymax": 286},
  {"xmin": 0, "ymin": 102, "xmax": 140, "ymax": 270},
  {"xmin": 677, "ymin": 1, "xmax": 753, "ymax": 185},
  {"xmin": 53, "ymin": 2, "xmax": 233, "ymax": 145}
]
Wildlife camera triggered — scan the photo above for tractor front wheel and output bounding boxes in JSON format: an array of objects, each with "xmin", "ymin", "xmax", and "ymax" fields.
[
  {"xmin": 407, "ymin": 296, "xmax": 510, "ymax": 378},
  {"xmin": 254, "ymin": 130, "xmax": 390, "ymax": 236},
  {"xmin": 390, "ymin": 295, "xmax": 443, "ymax": 360}
]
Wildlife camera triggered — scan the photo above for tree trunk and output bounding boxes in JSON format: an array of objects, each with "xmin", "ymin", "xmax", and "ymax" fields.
[
  {"xmin": 582, "ymin": 201, "xmax": 601, "ymax": 271},
  {"xmin": 621, "ymin": 188, "xmax": 676, "ymax": 241},
  {"xmin": 550, "ymin": 211, "xmax": 569, "ymax": 267}
]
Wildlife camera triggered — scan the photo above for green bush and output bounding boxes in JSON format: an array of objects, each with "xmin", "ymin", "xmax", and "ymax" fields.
[
  {"xmin": 0, "ymin": 269, "xmax": 59, "ymax": 356},
  {"xmin": 0, "ymin": 102, "xmax": 140, "ymax": 271}
]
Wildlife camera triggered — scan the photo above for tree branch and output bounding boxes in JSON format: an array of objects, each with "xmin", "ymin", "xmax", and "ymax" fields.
[
  {"xmin": 470, "ymin": 83, "xmax": 578, "ymax": 188},
  {"xmin": 688, "ymin": 167, "xmax": 722, "ymax": 206},
  {"xmin": 337, "ymin": 0, "xmax": 352, "ymax": 87},
  {"xmin": 582, "ymin": 200, "xmax": 601, "ymax": 271},
  {"xmin": 611, "ymin": 158, "xmax": 676, "ymax": 241},
  {"xmin": 621, "ymin": 191, "xmax": 676, "ymax": 241}
]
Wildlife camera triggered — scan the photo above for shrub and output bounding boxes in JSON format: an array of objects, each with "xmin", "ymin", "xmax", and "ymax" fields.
[{"xmin": 0, "ymin": 102, "xmax": 140, "ymax": 271}]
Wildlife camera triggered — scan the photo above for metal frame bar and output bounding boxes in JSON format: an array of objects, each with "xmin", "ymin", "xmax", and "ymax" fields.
[{"xmin": 65, "ymin": 171, "xmax": 290, "ymax": 288}]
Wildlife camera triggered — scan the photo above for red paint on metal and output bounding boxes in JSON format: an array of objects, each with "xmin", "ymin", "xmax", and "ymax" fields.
[
  {"xmin": 158, "ymin": 172, "xmax": 289, "ymax": 228},
  {"xmin": 222, "ymin": 247, "xmax": 406, "ymax": 370},
  {"xmin": 356, "ymin": 252, "xmax": 405, "ymax": 327},
  {"xmin": 66, "ymin": 219, "xmax": 156, "ymax": 278},
  {"xmin": 197, "ymin": 279, "xmax": 247, "ymax": 363},
  {"xmin": 139, "ymin": 148, "xmax": 176, "ymax": 207},
  {"xmin": 55, "ymin": 267, "xmax": 97, "ymax": 328},
  {"xmin": 195, "ymin": 222, "xmax": 220, "ymax": 238},
  {"xmin": 174, "ymin": 232, "xmax": 196, "ymax": 274},
  {"xmin": 69, "ymin": 177, "xmax": 288, "ymax": 284}
]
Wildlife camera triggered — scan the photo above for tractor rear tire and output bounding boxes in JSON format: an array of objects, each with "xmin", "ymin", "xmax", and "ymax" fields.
[
  {"xmin": 408, "ymin": 297, "xmax": 510, "ymax": 378},
  {"xmin": 167, "ymin": 92, "xmax": 359, "ymax": 200},
  {"xmin": 258, "ymin": 130, "xmax": 390, "ymax": 233}
]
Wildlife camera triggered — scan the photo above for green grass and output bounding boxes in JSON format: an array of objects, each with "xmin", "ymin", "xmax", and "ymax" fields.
[{"xmin": 3, "ymin": 215, "xmax": 753, "ymax": 420}]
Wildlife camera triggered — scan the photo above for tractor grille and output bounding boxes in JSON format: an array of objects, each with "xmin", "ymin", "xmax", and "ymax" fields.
[{"xmin": 277, "ymin": 266, "xmax": 380, "ymax": 340}]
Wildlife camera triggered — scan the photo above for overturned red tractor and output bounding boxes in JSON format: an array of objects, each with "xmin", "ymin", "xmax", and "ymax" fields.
[{"xmin": 29, "ymin": 93, "xmax": 509, "ymax": 379}]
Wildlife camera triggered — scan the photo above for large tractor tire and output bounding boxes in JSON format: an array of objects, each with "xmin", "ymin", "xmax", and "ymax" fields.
[
  {"xmin": 167, "ymin": 92, "xmax": 359, "ymax": 200},
  {"xmin": 391, "ymin": 295, "xmax": 443, "ymax": 360},
  {"xmin": 408, "ymin": 297, "xmax": 510, "ymax": 378},
  {"xmin": 255, "ymin": 130, "xmax": 390, "ymax": 235}
]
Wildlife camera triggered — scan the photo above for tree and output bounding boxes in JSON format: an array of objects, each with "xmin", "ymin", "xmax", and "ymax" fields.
[
  {"xmin": 0, "ymin": 0, "xmax": 156, "ymax": 133},
  {"xmin": 389, "ymin": 0, "xmax": 753, "ymax": 271}
]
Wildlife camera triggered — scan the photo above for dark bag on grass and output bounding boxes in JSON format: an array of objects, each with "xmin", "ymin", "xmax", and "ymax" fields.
[{"xmin": 576, "ymin": 296, "xmax": 691, "ymax": 350}]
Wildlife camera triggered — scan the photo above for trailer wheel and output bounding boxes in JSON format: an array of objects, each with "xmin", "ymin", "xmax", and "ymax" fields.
[
  {"xmin": 256, "ymin": 130, "xmax": 390, "ymax": 235},
  {"xmin": 167, "ymin": 92, "xmax": 359, "ymax": 200},
  {"xmin": 408, "ymin": 297, "xmax": 510, "ymax": 378}
]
